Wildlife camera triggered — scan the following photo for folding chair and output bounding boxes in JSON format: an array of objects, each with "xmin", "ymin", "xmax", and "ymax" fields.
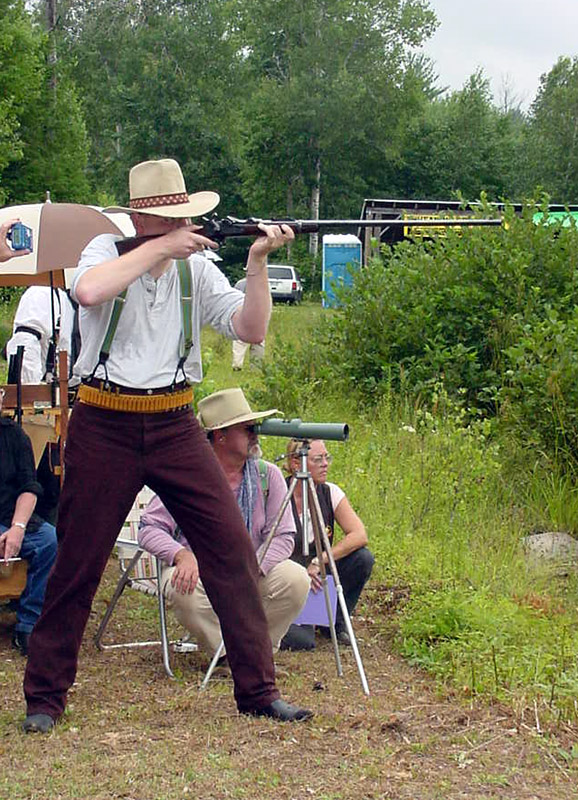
[{"xmin": 94, "ymin": 487, "xmax": 197, "ymax": 677}]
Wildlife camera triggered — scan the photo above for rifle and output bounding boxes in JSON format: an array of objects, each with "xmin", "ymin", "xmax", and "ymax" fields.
[{"xmin": 116, "ymin": 214, "xmax": 502, "ymax": 254}]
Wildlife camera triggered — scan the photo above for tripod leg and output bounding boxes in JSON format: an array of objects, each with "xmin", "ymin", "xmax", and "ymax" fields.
[
  {"xmin": 200, "ymin": 640, "xmax": 225, "ymax": 690},
  {"xmin": 308, "ymin": 478, "xmax": 370, "ymax": 696},
  {"xmin": 307, "ymin": 482, "xmax": 343, "ymax": 676},
  {"xmin": 200, "ymin": 476, "xmax": 300, "ymax": 690}
]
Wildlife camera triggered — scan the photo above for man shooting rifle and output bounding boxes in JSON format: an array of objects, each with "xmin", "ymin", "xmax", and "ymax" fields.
[{"xmin": 22, "ymin": 158, "xmax": 313, "ymax": 733}]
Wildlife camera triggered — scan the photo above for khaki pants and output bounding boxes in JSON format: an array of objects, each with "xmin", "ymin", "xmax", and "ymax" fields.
[
  {"xmin": 162, "ymin": 559, "xmax": 310, "ymax": 655},
  {"xmin": 232, "ymin": 339, "xmax": 265, "ymax": 369}
]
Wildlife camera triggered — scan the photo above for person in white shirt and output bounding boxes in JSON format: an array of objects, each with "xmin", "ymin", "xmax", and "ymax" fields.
[
  {"xmin": 22, "ymin": 158, "xmax": 313, "ymax": 734},
  {"xmin": 6, "ymin": 287, "xmax": 75, "ymax": 383}
]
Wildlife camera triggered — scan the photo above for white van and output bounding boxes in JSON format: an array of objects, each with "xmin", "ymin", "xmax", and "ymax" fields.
[{"xmin": 267, "ymin": 265, "xmax": 303, "ymax": 303}]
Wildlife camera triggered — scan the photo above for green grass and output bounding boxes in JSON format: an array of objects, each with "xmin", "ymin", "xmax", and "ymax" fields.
[{"xmin": 198, "ymin": 298, "xmax": 324, "ymax": 397}]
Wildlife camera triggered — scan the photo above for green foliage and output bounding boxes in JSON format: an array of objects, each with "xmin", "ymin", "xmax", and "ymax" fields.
[
  {"xmin": 396, "ymin": 71, "xmax": 527, "ymax": 200},
  {"xmin": 4, "ymin": 1, "xmax": 578, "ymax": 218},
  {"xmin": 0, "ymin": 0, "xmax": 45, "ymax": 201},
  {"xmin": 3, "ymin": 74, "xmax": 91, "ymax": 202},
  {"xmin": 257, "ymin": 204, "xmax": 578, "ymax": 474},
  {"xmin": 526, "ymin": 57, "xmax": 578, "ymax": 203},
  {"xmin": 0, "ymin": 289, "xmax": 23, "ymax": 372},
  {"xmin": 0, "ymin": 1, "xmax": 90, "ymax": 204},
  {"xmin": 522, "ymin": 467, "xmax": 578, "ymax": 534},
  {"xmin": 235, "ymin": 0, "xmax": 438, "ymax": 218},
  {"xmin": 58, "ymin": 0, "xmax": 245, "ymax": 207},
  {"xmin": 502, "ymin": 306, "xmax": 578, "ymax": 469},
  {"xmin": 399, "ymin": 586, "xmax": 578, "ymax": 706}
]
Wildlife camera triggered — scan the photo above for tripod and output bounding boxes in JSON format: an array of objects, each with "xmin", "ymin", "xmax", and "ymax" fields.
[{"xmin": 201, "ymin": 441, "xmax": 369, "ymax": 695}]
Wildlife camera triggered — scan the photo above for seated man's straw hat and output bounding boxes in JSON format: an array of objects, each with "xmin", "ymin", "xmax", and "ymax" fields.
[
  {"xmin": 105, "ymin": 158, "xmax": 220, "ymax": 218},
  {"xmin": 197, "ymin": 388, "xmax": 279, "ymax": 431}
]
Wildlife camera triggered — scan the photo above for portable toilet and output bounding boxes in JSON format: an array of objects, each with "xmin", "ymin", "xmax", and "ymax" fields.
[{"xmin": 322, "ymin": 234, "xmax": 362, "ymax": 308}]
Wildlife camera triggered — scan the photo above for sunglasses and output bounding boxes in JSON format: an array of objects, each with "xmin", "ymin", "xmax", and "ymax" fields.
[
  {"xmin": 310, "ymin": 453, "xmax": 333, "ymax": 466},
  {"xmin": 236, "ymin": 423, "xmax": 257, "ymax": 434}
]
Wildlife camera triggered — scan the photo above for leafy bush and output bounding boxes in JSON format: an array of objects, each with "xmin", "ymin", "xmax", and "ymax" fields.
[
  {"xmin": 502, "ymin": 307, "xmax": 578, "ymax": 469},
  {"xmin": 258, "ymin": 203, "xmax": 578, "ymax": 468},
  {"xmin": 321, "ymin": 206, "xmax": 578, "ymax": 403}
]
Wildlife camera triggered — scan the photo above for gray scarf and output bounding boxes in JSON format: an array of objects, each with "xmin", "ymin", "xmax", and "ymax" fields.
[{"xmin": 236, "ymin": 459, "xmax": 258, "ymax": 533}]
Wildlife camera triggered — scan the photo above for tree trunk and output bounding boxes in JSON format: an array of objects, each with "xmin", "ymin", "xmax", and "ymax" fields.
[
  {"xmin": 286, "ymin": 182, "xmax": 294, "ymax": 261},
  {"xmin": 114, "ymin": 123, "xmax": 122, "ymax": 158},
  {"xmin": 45, "ymin": 0, "xmax": 57, "ymax": 93},
  {"xmin": 309, "ymin": 155, "xmax": 321, "ymax": 273}
]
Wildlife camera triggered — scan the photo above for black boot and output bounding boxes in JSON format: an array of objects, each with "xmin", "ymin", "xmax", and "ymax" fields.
[{"xmin": 11, "ymin": 629, "xmax": 30, "ymax": 656}]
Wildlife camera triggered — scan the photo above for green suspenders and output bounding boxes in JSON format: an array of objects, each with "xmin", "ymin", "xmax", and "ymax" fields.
[
  {"xmin": 258, "ymin": 458, "xmax": 269, "ymax": 500},
  {"xmin": 95, "ymin": 259, "xmax": 193, "ymax": 383},
  {"xmin": 176, "ymin": 258, "xmax": 193, "ymax": 372}
]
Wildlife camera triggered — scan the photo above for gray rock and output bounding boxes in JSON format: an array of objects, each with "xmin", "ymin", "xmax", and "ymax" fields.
[{"xmin": 522, "ymin": 531, "xmax": 578, "ymax": 563}]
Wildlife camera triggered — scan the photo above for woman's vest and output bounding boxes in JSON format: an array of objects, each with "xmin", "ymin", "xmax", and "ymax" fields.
[{"xmin": 288, "ymin": 479, "xmax": 334, "ymax": 567}]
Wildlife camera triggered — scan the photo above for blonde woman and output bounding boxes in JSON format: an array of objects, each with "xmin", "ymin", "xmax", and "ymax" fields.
[{"xmin": 281, "ymin": 439, "xmax": 374, "ymax": 651}]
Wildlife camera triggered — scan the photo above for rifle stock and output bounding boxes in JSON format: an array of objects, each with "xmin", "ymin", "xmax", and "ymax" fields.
[{"xmin": 115, "ymin": 214, "xmax": 502, "ymax": 254}]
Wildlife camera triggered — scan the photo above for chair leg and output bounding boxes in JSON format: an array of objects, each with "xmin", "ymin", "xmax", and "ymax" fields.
[
  {"xmin": 94, "ymin": 548, "xmax": 144, "ymax": 650},
  {"xmin": 155, "ymin": 557, "xmax": 175, "ymax": 678}
]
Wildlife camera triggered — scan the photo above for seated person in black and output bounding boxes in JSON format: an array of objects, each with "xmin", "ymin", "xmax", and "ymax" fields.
[
  {"xmin": 280, "ymin": 438, "xmax": 374, "ymax": 650},
  {"xmin": 0, "ymin": 389, "xmax": 58, "ymax": 655}
]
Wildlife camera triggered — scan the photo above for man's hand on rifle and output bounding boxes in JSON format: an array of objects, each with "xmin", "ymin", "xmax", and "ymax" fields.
[
  {"xmin": 248, "ymin": 223, "xmax": 295, "ymax": 259},
  {"xmin": 157, "ymin": 224, "xmax": 219, "ymax": 261}
]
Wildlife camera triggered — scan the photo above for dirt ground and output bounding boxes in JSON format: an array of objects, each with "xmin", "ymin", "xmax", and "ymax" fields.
[{"xmin": 1, "ymin": 568, "xmax": 577, "ymax": 800}]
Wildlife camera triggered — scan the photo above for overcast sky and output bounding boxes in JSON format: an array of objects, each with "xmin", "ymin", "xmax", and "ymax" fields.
[{"xmin": 421, "ymin": 0, "xmax": 578, "ymax": 110}]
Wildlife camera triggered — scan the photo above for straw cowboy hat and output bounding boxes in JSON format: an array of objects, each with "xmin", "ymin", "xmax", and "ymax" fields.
[
  {"xmin": 197, "ymin": 388, "xmax": 279, "ymax": 431},
  {"xmin": 105, "ymin": 158, "xmax": 220, "ymax": 218}
]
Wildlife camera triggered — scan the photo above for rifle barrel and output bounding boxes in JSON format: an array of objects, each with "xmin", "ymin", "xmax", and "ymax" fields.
[
  {"xmin": 366, "ymin": 218, "xmax": 501, "ymax": 228},
  {"xmin": 290, "ymin": 218, "xmax": 501, "ymax": 231},
  {"xmin": 115, "ymin": 216, "xmax": 502, "ymax": 253}
]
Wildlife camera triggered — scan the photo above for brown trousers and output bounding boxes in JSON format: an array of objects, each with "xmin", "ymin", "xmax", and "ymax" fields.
[{"xmin": 24, "ymin": 403, "xmax": 279, "ymax": 718}]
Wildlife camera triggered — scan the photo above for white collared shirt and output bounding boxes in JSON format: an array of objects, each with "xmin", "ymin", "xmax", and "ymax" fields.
[
  {"xmin": 6, "ymin": 287, "xmax": 74, "ymax": 384},
  {"xmin": 71, "ymin": 234, "xmax": 243, "ymax": 388}
]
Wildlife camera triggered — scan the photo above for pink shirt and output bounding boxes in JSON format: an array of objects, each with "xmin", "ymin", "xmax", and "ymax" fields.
[{"xmin": 138, "ymin": 461, "xmax": 295, "ymax": 575}]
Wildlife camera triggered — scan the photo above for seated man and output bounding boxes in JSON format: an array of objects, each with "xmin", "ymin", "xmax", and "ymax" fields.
[
  {"xmin": 138, "ymin": 388, "xmax": 310, "ymax": 658},
  {"xmin": 0, "ymin": 388, "xmax": 58, "ymax": 655}
]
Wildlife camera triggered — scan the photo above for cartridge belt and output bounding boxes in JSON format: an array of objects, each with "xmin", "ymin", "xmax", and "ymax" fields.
[{"xmin": 77, "ymin": 379, "xmax": 193, "ymax": 413}]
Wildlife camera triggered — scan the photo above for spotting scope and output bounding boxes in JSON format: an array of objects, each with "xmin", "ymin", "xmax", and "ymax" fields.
[{"xmin": 255, "ymin": 418, "xmax": 349, "ymax": 441}]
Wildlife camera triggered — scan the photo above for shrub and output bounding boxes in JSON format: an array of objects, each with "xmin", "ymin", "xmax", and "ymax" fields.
[
  {"xmin": 501, "ymin": 307, "xmax": 578, "ymax": 470},
  {"xmin": 258, "ymin": 202, "xmax": 578, "ymax": 468},
  {"xmin": 321, "ymin": 205, "xmax": 578, "ymax": 404}
]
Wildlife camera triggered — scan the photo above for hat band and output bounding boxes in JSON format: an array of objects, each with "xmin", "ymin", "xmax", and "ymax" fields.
[{"xmin": 130, "ymin": 192, "xmax": 189, "ymax": 210}]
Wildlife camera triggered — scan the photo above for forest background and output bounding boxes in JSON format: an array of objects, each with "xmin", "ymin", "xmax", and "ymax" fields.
[{"xmin": 3, "ymin": 0, "xmax": 578, "ymax": 730}]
